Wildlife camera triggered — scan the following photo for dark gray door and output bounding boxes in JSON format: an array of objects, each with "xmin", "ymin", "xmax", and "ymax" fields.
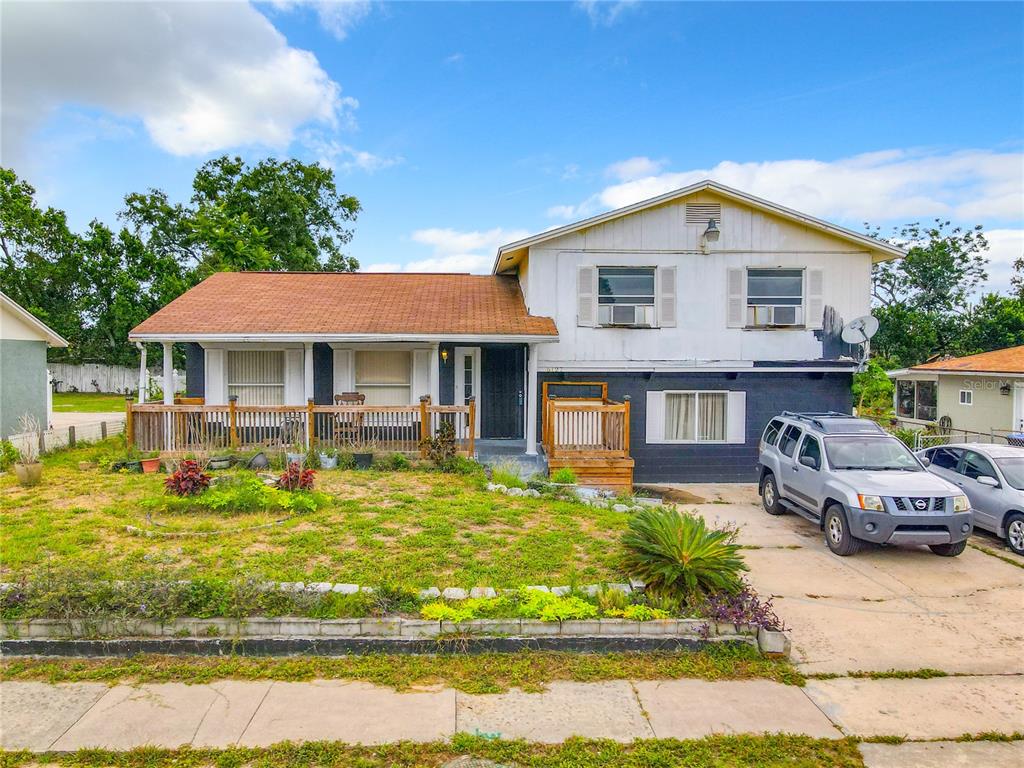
[{"xmin": 481, "ymin": 346, "xmax": 524, "ymax": 439}]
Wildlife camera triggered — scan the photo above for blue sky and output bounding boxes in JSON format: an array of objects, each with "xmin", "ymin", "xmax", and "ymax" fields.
[{"xmin": 3, "ymin": 1, "xmax": 1022, "ymax": 288}]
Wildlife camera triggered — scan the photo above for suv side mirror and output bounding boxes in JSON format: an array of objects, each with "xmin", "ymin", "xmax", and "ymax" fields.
[
  {"xmin": 977, "ymin": 475, "xmax": 999, "ymax": 488},
  {"xmin": 799, "ymin": 455, "xmax": 819, "ymax": 470}
]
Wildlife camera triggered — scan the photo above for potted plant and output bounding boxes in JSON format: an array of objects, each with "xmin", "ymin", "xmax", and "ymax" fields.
[
  {"xmin": 13, "ymin": 414, "xmax": 43, "ymax": 487},
  {"xmin": 285, "ymin": 432, "xmax": 307, "ymax": 468},
  {"xmin": 348, "ymin": 438, "xmax": 377, "ymax": 470},
  {"xmin": 139, "ymin": 452, "xmax": 162, "ymax": 474},
  {"xmin": 317, "ymin": 446, "xmax": 339, "ymax": 469},
  {"xmin": 208, "ymin": 450, "xmax": 235, "ymax": 471}
]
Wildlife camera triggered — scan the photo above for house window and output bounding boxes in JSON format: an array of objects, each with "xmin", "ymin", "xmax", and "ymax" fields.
[
  {"xmin": 597, "ymin": 267, "xmax": 655, "ymax": 326},
  {"xmin": 746, "ymin": 268, "xmax": 804, "ymax": 327},
  {"xmin": 227, "ymin": 351, "xmax": 285, "ymax": 405},
  {"xmin": 664, "ymin": 391, "xmax": 728, "ymax": 442},
  {"xmin": 897, "ymin": 380, "xmax": 937, "ymax": 421},
  {"xmin": 355, "ymin": 351, "xmax": 411, "ymax": 406},
  {"xmin": 959, "ymin": 389, "xmax": 973, "ymax": 406}
]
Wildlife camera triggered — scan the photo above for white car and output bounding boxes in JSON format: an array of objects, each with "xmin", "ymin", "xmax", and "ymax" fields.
[{"xmin": 916, "ymin": 443, "xmax": 1024, "ymax": 556}]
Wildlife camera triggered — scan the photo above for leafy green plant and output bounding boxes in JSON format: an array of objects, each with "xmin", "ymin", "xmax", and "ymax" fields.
[
  {"xmin": 891, "ymin": 427, "xmax": 920, "ymax": 450},
  {"xmin": 595, "ymin": 585, "xmax": 630, "ymax": 613},
  {"xmin": 421, "ymin": 602, "xmax": 476, "ymax": 623},
  {"xmin": 550, "ymin": 467, "xmax": 577, "ymax": 484},
  {"xmin": 374, "ymin": 452, "xmax": 412, "ymax": 471},
  {"xmin": 155, "ymin": 475, "xmax": 326, "ymax": 515},
  {"xmin": 490, "ymin": 460, "xmax": 526, "ymax": 489},
  {"xmin": 0, "ymin": 440, "xmax": 19, "ymax": 472},
  {"xmin": 605, "ymin": 604, "xmax": 670, "ymax": 621},
  {"xmin": 621, "ymin": 508, "xmax": 748, "ymax": 600},
  {"xmin": 516, "ymin": 589, "xmax": 598, "ymax": 622}
]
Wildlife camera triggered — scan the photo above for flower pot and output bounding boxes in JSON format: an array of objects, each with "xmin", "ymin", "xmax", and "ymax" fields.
[
  {"xmin": 318, "ymin": 453, "xmax": 338, "ymax": 470},
  {"xmin": 140, "ymin": 457, "xmax": 162, "ymax": 474},
  {"xmin": 757, "ymin": 627, "xmax": 792, "ymax": 658},
  {"xmin": 353, "ymin": 452, "xmax": 373, "ymax": 470},
  {"xmin": 208, "ymin": 456, "xmax": 233, "ymax": 470},
  {"xmin": 14, "ymin": 462, "xmax": 42, "ymax": 487},
  {"xmin": 246, "ymin": 452, "xmax": 270, "ymax": 470},
  {"xmin": 286, "ymin": 452, "xmax": 307, "ymax": 467}
]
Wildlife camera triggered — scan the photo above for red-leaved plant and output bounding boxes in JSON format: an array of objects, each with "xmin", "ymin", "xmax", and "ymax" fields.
[
  {"xmin": 164, "ymin": 460, "xmax": 211, "ymax": 496},
  {"xmin": 278, "ymin": 461, "xmax": 315, "ymax": 491}
]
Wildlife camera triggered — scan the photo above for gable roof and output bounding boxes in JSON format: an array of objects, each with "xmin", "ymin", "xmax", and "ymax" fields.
[
  {"xmin": 0, "ymin": 291, "xmax": 68, "ymax": 347},
  {"xmin": 129, "ymin": 272, "xmax": 558, "ymax": 341},
  {"xmin": 908, "ymin": 346, "xmax": 1024, "ymax": 375},
  {"xmin": 493, "ymin": 179, "xmax": 906, "ymax": 272}
]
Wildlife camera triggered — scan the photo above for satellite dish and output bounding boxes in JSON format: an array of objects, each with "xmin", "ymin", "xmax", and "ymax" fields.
[{"xmin": 841, "ymin": 315, "xmax": 879, "ymax": 345}]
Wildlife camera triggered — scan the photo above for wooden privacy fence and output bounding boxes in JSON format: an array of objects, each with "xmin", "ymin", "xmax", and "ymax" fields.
[
  {"xmin": 541, "ymin": 381, "xmax": 630, "ymax": 459},
  {"xmin": 127, "ymin": 397, "xmax": 475, "ymax": 456}
]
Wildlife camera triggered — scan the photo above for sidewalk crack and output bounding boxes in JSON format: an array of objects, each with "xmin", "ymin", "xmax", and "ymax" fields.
[
  {"xmin": 628, "ymin": 680, "xmax": 657, "ymax": 739},
  {"xmin": 46, "ymin": 684, "xmax": 112, "ymax": 751},
  {"xmin": 237, "ymin": 681, "xmax": 274, "ymax": 746}
]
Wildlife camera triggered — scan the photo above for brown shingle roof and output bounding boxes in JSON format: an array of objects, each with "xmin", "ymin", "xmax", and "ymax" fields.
[
  {"xmin": 130, "ymin": 272, "xmax": 557, "ymax": 338},
  {"xmin": 911, "ymin": 346, "xmax": 1024, "ymax": 374}
]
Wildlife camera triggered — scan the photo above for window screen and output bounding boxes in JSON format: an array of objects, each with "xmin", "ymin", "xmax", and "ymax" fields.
[{"xmin": 227, "ymin": 351, "xmax": 285, "ymax": 405}]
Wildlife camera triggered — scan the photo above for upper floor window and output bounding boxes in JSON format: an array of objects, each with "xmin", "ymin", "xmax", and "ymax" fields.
[
  {"xmin": 746, "ymin": 268, "xmax": 804, "ymax": 327},
  {"xmin": 897, "ymin": 380, "xmax": 937, "ymax": 421},
  {"xmin": 597, "ymin": 267, "xmax": 655, "ymax": 326}
]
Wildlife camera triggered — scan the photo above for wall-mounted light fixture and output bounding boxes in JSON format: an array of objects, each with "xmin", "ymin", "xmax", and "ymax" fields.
[
  {"xmin": 701, "ymin": 217, "xmax": 720, "ymax": 254},
  {"xmin": 440, "ymin": 348, "xmax": 449, "ymax": 364}
]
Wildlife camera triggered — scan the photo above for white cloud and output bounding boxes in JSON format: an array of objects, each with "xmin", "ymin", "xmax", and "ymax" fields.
[
  {"xmin": 395, "ymin": 227, "xmax": 532, "ymax": 273},
  {"xmin": 270, "ymin": 0, "xmax": 373, "ymax": 40},
  {"xmin": 575, "ymin": 0, "xmax": 639, "ymax": 26},
  {"xmin": 546, "ymin": 204, "xmax": 578, "ymax": 220},
  {"xmin": 445, "ymin": 52, "xmax": 465, "ymax": 65},
  {"xmin": 981, "ymin": 229, "xmax": 1024, "ymax": 295},
  {"xmin": 554, "ymin": 148, "xmax": 1024, "ymax": 225},
  {"xmin": 605, "ymin": 155, "xmax": 667, "ymax": 182},
  {"xmin": 2, "ymin": 1, "xmax": 349, "ymax": 163},
  {"xmin": 303, "ymin": 134, "xmax": 403, "ymax": 173}
]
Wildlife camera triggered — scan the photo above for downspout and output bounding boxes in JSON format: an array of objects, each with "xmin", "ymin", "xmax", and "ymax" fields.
[{"xmin": 135, "ymin": 342, "xmax": 147, "ymax": 404}]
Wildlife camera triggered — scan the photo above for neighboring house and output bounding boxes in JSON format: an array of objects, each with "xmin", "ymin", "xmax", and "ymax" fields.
[
  {"xmin": 1, "ymin": 291, "xmax": 69, "ymax": 438},
  {"xmin": 888, "ymin": 346, "xmax": 1024, "ymax": 435},
  {"xmin": 128, "ymin": 180, "xmax": 903, "ymax": 482}
]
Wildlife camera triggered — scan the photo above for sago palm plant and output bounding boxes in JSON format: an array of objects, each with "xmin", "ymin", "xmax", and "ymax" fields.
[{"xmin": 621, "ymin": 508, "xmax": 748, "ymax": 599}]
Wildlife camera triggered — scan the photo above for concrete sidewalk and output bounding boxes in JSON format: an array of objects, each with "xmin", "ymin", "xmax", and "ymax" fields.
[{"xmin": 2, "ymin": 674, "xmax": 1021, "ymax": 752}]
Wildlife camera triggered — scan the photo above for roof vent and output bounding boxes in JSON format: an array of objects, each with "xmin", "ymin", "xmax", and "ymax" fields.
[{"xmin": 685, "ymin": 203, "xmax": 721, "ymax": 226}]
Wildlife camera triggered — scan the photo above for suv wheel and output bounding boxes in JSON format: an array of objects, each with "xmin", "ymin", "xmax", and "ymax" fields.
[
  {"xmin": 824, "ymin": 504, "xmax": 861, "ymax": 556},
  {"xmin": 761, "ymin": 473, "xmax": 785, "ymax": 515},
  {"xmin": 1005, "ymin": 512, "xmax": 1024, "ymax": 556},
  {"xmin": 929, "ymin": 541, "xmax": 967, "ymax": 557}
]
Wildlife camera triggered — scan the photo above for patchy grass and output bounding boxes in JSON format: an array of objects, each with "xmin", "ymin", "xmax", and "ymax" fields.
[
  {"xmin": 969, "ymin": 541, "xmax": 1024, "ymax": 569},
  {"xmin": 0, "ymin": 646, "xmax": 804, "ymax": 691},
  {"xmin": 808, "ymin": 668, "xmax": 950, "ymax": 682},
  {"xmin": 0, "ymin": 734, "xmax": 866, "ymax": 767},
  {"xmin": 51, "ymin": 392, "xmax": 131, "ymax": 412},
  {"xmin": 1, "ymin": 439, "xmax": 630, "ymax": 587}
]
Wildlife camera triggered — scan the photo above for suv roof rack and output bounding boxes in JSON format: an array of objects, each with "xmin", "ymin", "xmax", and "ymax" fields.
[{"xmin": 780, "ymin": 411, "xmax": 885, "ymax": 435}]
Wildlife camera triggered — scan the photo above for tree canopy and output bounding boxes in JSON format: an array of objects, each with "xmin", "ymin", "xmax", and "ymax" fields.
[{"xmin": 0, "ymin": 159, "xmax": 360, "ymax": 366}]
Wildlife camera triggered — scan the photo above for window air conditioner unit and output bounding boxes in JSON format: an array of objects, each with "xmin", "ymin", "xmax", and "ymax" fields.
[
  {"xmin": 599, "ymin": 304, "xmax": 654, "ymax": 327},
  {"xmin": 748, "ymin": 305, "xmax": 803, "ymax": 327}
]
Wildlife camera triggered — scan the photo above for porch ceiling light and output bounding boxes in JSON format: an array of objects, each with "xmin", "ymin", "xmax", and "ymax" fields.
[{"xmin": 701, "ymin": 217, "xmax": 720, "ymax": 254}]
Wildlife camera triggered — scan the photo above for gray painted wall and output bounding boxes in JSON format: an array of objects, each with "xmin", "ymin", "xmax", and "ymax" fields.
[
  {"xmin": 1, "ymin": 338, "xmax": 48, "ymax": 438},
  {"xmin": 538, "ymin": 370, "xmax": 853, "ymax": 483},
  {"xmin": 184, "ymin": 343, "xmax": 204, "ymax": 399}
]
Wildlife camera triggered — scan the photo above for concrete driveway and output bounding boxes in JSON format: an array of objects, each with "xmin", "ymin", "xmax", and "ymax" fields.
[{"xmin": 681, "ymin": 483, "xmax": 1024, "ymax": 676}]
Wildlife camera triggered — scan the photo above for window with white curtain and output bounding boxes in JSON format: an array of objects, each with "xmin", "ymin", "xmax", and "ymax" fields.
[
  {"xmin": 355, "ymin": 351, "xmax": 412, "ymax": 405},
  {"xmin": 227, "ymin": 351, "xmax": 285, "ymax": 405},
  {"xmin": 664, "ymin": 391, "xmax": 728, "ymax": 442}
]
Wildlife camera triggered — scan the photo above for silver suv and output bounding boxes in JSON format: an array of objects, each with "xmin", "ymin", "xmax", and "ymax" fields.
[{"xmin": 757, "ymin": 412, "xmax": 972, "ymax": 557}]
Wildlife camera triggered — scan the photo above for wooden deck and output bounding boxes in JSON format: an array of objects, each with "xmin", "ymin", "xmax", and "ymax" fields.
[{"xmin": 541, "ymin": 381, "xmax": 634, "ymax": 493}]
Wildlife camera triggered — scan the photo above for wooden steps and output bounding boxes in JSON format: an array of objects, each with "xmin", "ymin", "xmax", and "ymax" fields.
[{"xmin": 548, "ymin": 456, "xmax": 634, "ymax": 494}]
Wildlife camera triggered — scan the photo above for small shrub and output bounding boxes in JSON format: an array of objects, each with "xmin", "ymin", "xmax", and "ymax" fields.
[
  {"xmin": 368, "ymin": 583, "xmax": 421, "ymax": 616},
  {"xmin": 621, "ymin": 508, "xmax": 748, "ymax": 600},
  {"xmin": 550, "ymin": 467, "xmax": 577, "ymax": 484},
  {"xmin": 490, "ymin": 460, "xmax": 526, "ymax": 489},
  {"xmin": 421, "ymin": 602, "xmax": 476, "ymax": 623},
  {"xmin": 891, "ymin": 427, "xmax": 919, "ymax": 450},
  {"xmin": 605, "ymin": 604, "xmax": 671, "ymax": 621},
  {"xmin": 0, "ymin": 440, "xmax": 19, "ymax": 472},
  {"xmin": 278, "ymin": 462, "xmax": 315, "ymax": 491},
  {"xmin": 421, "ymin": 420, "xmax": 458, "ymax": 470},
  {"xmin": 516, "ymin": 589, "xmax": 598, "ymax": 622},
  {"xmin": 699, "ymin": 582, "xmax": 784, "ymax": 631},
  {"xmin": 374, "ymin": 452, "xmax": 412, "ymax": 471},
  {"xmin": 447, "ymin": 455, "xmax": 484, "ymax": 476},
  {"xmin": 164, "ymin": 460, "xmax": 211, "ymax": 497},
  {"xmin": 156, "ymin": 475, "xmax": 326, "ymax": 515},
  {"xmin": 595, "ymin": 585, "xmax": 630, "ymax": 613}
]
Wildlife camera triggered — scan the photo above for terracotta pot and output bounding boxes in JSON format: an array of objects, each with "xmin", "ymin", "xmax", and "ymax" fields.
[
  {"xmin": 140, "ymin": 457, "xmax": 162, "ymax": 474},
  {"xmin": 14, "ymin": 462, "xmax": 43, "ymax": 486}
]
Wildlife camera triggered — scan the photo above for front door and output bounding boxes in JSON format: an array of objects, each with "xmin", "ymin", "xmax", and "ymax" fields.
[
  {"xmin": 481, "ymin": 346, "xmax": 524, "ymax": 439},
  {"xmin": 453, "ymin": 347, "xmax": 481, "ymax": 437}
]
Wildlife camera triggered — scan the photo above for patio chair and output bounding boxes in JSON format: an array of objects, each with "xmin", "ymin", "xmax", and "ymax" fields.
[{"xmin": 333, "ymin": 392, "xmax": 366, "ymax": 444}]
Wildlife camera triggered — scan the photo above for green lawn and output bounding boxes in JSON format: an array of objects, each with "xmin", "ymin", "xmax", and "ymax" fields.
[
  {"xmin": 51, "ymin": 392, "xmax": 131, "ymax": 412},
  {"xmin": 1, "ymin": 439, "xmax": 628, "ymax": 588}
]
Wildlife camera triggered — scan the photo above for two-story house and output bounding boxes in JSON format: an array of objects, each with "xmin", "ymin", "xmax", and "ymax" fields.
[{"xmin": 128, "ymin": 180, "xmax": 903, "ymax": 483}]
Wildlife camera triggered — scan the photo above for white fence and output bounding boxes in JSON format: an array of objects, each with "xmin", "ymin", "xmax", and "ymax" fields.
[
  {"xmin": 8, "ymin": 418, "xmax": 125, "ymax": 456},
  {"xmin": 49, "ymin": 363, "xmax": 185, "ymax": 395}
]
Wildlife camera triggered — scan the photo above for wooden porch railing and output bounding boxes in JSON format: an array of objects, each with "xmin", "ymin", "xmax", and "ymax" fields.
[
  {"xmin": 126, "ymin": 397, "xmax": 475, "ymax": 456},
  {"xmin": 541, "ymin": 382, "xmax": 630, "ymax": 459}
]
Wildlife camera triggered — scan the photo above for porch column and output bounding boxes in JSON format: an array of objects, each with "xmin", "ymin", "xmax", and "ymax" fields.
[
  {"xmin": 525, "ymin": 342, "xmax": 539, "ymax": 455},
  {"xmin": 162, "ymin": 342, "xmax": 174, "ymax": 405},
  {"xmin": 137, "ymin": 343, "xmax": 147, "ymax": 404},
  {"xmin": 303, "ymin": 342, "xmax": 314, "ymax": 402}
]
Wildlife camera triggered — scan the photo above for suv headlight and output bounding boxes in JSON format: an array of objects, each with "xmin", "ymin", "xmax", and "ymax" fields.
[
  {"xmin": 952, "ymin": 495, "xmax": 970, "ymax": 513},
  {"xmin": 857, "ymin": 494, "xmax": 885, "ymax": 511}
]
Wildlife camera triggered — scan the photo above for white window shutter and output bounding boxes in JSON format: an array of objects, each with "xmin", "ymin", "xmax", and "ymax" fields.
[
  {"xmin": 658, "ymin": 266, "xmax": 677, "ymax": 327},
  {"xmin": 284, "ymin": 349, "xmax": 304, "ymax": 404},
  {"xmin": 806, "ymin": 268, "xmax": 825, "ymax": 329},
  {"xmin": 204, "ymin": 349, "xmax": 227, "ymax": 405},
  {"xmin": 645, "ymin": 391, "xmax": 665, "ymax": 443},
  {"xmin": 333, "ymin": 349, "xmax": 354, "ymax": 395},
  {"xmin": 411, "ymin": 349, "xmax": 431, "ymax": 403},
  {"xmin": 726, "ymin": 267, "xmax": 746, "ymax": 328},
  {"xmin": 577, "ymin": 266, "xmax": 597, "ymax": 327},
  {"xmin": 726, "ymin": 391, "xmax": 746, "ymax": 444}
]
